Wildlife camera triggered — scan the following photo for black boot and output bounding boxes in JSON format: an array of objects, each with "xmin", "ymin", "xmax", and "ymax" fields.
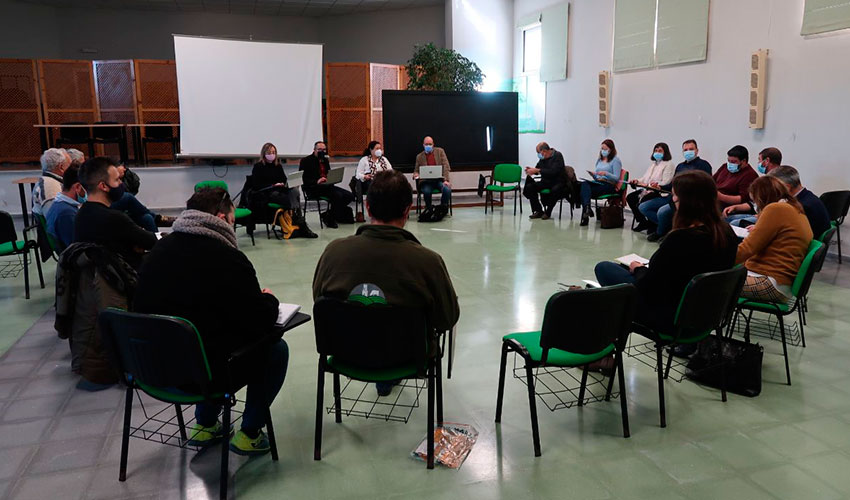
[
  {"xmin": 580, "ymin": 206, "xmax": 590, "ymax": 226},
  {"xmin": 294, "ymin": 210, "xmax": 318, "ymax": 238},
  {"xmin": 322, "ymin": 211, "xmax": 339, "ymax": 229}
]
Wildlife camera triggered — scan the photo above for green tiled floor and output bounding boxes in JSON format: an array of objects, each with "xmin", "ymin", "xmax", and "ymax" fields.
[{"xmin": 0, "ymin": 206, "xmax": 848, "ymax": 499}]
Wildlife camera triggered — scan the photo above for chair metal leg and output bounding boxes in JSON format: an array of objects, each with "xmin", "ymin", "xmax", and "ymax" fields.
[
  {"xmin": 513, "ymin": 190, "xmax": 517, "ymax": 215},
  {"xmin": 427, "ymin": 363, "xmax": 435, "ymax": 469},
  {"xmin": 435, "ymin": 356, "xmax": 444, "ymax": 426},
  {"xmin": 119, "ymin": 386, "xmax": 133, "ymax": 481},
  {"xmin": 798, "ymin": 306, "xmax": 807, "ymax": 347},
  {"xmin": 837, "ymin": 224, "xmax": 842, "ymax": 264},
  {"xmin": 332, "ymin": 373, "xmax": 342, "ymax": 423},
  {"xmin": 174, "ymin": 404, "xmax": 187, "ymax": 442},
  {"xmin": 34, "ymin": 248, "xmax": 44, "ymax": 289},
  {"xmin": 778, "ymin": 314, "xmax": 791, "ymax": 385},
  {"xmin": 616, "ymin": 349, "xmax": 630, "ymax": 438},
  {"xmin": 716, "ymin": 330, "xmax": 728, "ymax": 403},
  {"xmin": 577, "ymin": 365, "xmax": 589, "ymax": 407},
  {"xmin": 220, "ymin": 399, "xmax": 231, "ymax": 500},
  {"xmin": 314, "ymin": 360, "xmax": 325, "ymax": 461},
  {"xmin": 22, "ymin": 246, "xmax": 30, "ymax": 299},
  {"xmin": 495, "ymin": 343, "xmax": 509, "ymax": 423},
  {"xmin": 605, "ymin": 359, "xmax": 617, "ymax": 401},
  {"xmin": 525, "ymin": 364, "xmax": 542, "ymax": 457},
  {"xmin": 266, "ymin": 407, "xmax": 279, "ymax": 461},
  {"xmin": 656, "ymin": 345, "xmax": 666, "ymax": 428},
  {"xmin": 664, "ymin": 349, "xmax": 674, "ymax": 379}
]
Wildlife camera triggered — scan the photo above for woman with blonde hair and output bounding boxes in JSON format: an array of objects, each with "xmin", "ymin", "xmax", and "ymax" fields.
[{"xmin": 251, "ymin": 142, "xmax": 316, "ymax": 238}]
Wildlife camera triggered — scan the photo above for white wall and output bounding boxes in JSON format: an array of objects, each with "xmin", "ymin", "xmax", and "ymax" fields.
[
  {"xmin": 0, "ymin": 1, "xmax": 443, "ymax": 65},
  {"xmin": 514, "ymin": 0, "xmax": 850, "ymax": 251},
  {"xmin": 447, "ymin": 0, "xmax": 514, "ymax": 90}
]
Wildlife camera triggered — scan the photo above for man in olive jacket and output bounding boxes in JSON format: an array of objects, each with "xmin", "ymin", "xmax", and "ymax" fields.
[
  {"xmin": 413, "ymin": 136, "xmax": 452, "ymax": 209},
  {"xmin": 312, "ymin": 170, "xmax": 460, "ymax": 394}
]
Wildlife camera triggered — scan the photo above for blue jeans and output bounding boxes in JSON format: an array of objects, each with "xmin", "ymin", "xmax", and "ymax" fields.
[
  {"xmin": 728, "ymin": 214, "xmax": 757, "ymax": 226},
  {"xmin": 111, "ymin": 192, "xmax": 157, "ymax": 232},
  {"xmin": 638, "ymin": 196, "xmax": 669, "ymax": 225},
  {"xmin": 580, "ymin": 181, "xmax": 616, "ymax": 208},
  {"xmin": 656, "ymin": 203, "xmax": 675, "ymax": 236},
  {"xmin": 419, "ymin": 180, "xmax": 450, "ymax": 207},
  {"xmin": 595, "ymin": 261, "xmax": 636, "ymax": 287},
  {"xmin": 195, "ymin": 339, "xmax": 289, "ymax": 434}
]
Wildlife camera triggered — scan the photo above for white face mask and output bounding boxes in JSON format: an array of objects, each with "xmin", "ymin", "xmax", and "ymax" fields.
[
  {"xmin": 374, "ymin": 149, "xmax": 383, "ymax": 158},
  {"xmin": 264, "ymin": 153, "xmax": 276, "ymax": 162}
]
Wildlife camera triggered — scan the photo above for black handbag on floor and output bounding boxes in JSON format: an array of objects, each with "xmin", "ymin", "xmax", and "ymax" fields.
[
  {"xmin": 686, "ymin": 336, "xmax": 764, "ymax": 397},
  {"xmin": 600, "ymin": 204, "xmax": 624, "ymax": 228}
]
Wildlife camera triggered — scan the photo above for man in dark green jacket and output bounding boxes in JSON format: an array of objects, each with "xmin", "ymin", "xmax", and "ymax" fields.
[{"xmin": 312, "ymin": 170, "xmax": 460, "ymax": 394}]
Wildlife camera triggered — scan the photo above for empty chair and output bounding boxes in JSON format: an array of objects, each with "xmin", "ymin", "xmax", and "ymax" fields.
[
  {"xmin": 141, "ymin": 121, "xmax": 178, "ymax": 164},
  {"xmin": 92, "ymin": 121, "xmax": 127, "ymax": 164},
  {"xmin": 55, "ymin": 122, "xmax": 93, "ymax": 157},
  {"xmin": 819, "ymin": 190, "xmax": 850, "ymax": 263}
]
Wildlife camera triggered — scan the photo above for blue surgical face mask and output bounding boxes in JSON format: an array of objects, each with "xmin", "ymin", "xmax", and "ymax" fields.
[
  {"xmin": 727, "ymin": 162, "xmax": 740, "ymax": 173},
  {"xmin": 424, "ymin": 145, "xmax": 433, "ymax": 154},
  {"xmin": 537, "ymin": 152, "xmax": 544, "ymax": 160},
  {"xmin": 683, "ymin": 150, "xmax": 696, "ymax": 161},
  {"xmin": 600, "ymin": 149, "xmax": 610, "ymax": 158},
  {"xmin": 76, "ymin": 189, "xmax": 87, "ymax": 204},
  {"xmin": 757, "ymin": 162, "xmax": 766, "ymax": 174},
  {"xmin": 653, "ymin": 152, "xmax": 664, "ymax": 161}
]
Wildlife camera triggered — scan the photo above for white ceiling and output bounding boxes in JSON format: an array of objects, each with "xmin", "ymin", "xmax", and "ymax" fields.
[{"xmin": 14, "ymin": 0, "xmax": 444, "ymax": 17}]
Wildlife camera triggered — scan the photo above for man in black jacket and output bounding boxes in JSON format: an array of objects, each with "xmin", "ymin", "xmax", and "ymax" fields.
[
  {"xmin": 75, "ymin": 157, "xmax": 157, "ymax": 270},
  {"xmin": 299, "ymin": 140, "xmax": 355, "ymax": 228},
  {"xmin": 523, "ymin": 142, "xmax": 567, "ymax": 220},
  {"xmin": 134, "ymin": 188, "xmax": 289, "ymax": 456}
]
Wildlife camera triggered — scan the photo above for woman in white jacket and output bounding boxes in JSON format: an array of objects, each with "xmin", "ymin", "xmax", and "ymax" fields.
[
  {"xmin": 628, "ymin": 142, "xmax": 676, "ymax": 232},
  {"xmin": 354, "ymin": 141, "xmax": 393, "ymax": 218}
]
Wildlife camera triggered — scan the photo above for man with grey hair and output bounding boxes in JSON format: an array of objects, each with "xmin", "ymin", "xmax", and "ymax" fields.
[
  {"xmin": 769, "ymin": 165, "xmax": 831, "ymax": 237},
  {"xmin": 33, "ymin": 148, "xmax": 71, "ymax": 215},
  {"xmin": 67, "ymin": 148, "xmax": 85, "ymax": 168}
]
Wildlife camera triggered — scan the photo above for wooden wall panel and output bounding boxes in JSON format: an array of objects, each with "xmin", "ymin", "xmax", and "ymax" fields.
[
  {"xmin": 0, "ymin": 59, "xmax": 42, "ymax": 163},
  {"xmin": 134, "ymin": 59, "xmax": 179, "ymax": 160}
]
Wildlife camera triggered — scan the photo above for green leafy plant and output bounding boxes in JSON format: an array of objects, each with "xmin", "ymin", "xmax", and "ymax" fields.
[{"xmin": 406, "ymin": 43, "xmax": 485, "ymax": 91}]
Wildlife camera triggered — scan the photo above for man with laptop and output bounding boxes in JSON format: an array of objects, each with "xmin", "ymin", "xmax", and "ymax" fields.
[
  {"xmin": 299, "ymin": 140, "xmax": 355, "ymax": 228},
  {"xmin": 414, "ymin": 136, "xmax": 452, "ymax": 210}
]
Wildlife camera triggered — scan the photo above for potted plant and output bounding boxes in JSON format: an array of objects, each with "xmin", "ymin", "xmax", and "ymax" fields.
[{"xmin": 405, "ymin": 43, "xmax": 484, "ymax": 91}]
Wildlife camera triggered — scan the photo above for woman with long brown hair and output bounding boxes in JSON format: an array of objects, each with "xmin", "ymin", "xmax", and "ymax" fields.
[
  {"xmin": 594, "ymin": 170, "xmax": 739, "ymax": 333},
  {"xmin": 736, "ymin": 176, "xmax": 812, "ymax": 301},
  {"xmin": 580, "ymin": 138, "xmax": 623, "ymax": 226}
]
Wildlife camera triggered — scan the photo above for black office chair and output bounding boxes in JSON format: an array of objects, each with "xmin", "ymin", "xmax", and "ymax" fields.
[
  {"xmin": 141, "ymin": 121, "xmax": 179, "ymax": 164},
  {"xmin": 0, "ymin": 211, "xmax": 44, "ymax": 299},
  {"xmin": 92, "ymin": 121, "xmax": 127, "ymax": 164},
  {"xmin": 631, "ymin": 266, "xmax": 747, "ymax": 427},
  {"xmin": 99, "ymin": 309, "xmax": 281, "ymax": 500},
  {"xmin": 495, "ymin": 284, "xmax": 637, "ymax": 457},
  {"xmin": 819, "ymin": 190, "xmax": 850, "ymax": 263},
  {"xmin": 54, "ymin": 122, "xmax": 94, "ymax": 157},
  {"xmin": 312, "ymin": 297, "xmax": 443, "ymax": 469}
]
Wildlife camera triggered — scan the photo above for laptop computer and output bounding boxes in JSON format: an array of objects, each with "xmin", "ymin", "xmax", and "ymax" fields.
[
  {"xmin": 287, "ymin": 170, "xmax": 304, "ymax": 187},
  {"xmin": 419, "ymin": 165, "xmax": 443, "ymax": 179},
  {"xmin": 325, "ymin": 166, "xmax": 345, "ymax": 185}
]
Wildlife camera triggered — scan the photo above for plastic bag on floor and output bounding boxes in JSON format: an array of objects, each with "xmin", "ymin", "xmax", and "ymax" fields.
[{"xmin": 411, "ymin": 423, "xmax": 478, "ymax": 469}]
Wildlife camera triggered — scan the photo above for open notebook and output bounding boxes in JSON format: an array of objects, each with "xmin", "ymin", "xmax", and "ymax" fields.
[
  {"xmin": 615, "ymin": 253, "xmax": 649, "ymax": 267},
  {"xmin": 276, "ymin": 303, "xmax": 301, "ymax": 326},
  {"xmin": 730, "ymin": 224, "xmax": 750, "ymax": 239}
]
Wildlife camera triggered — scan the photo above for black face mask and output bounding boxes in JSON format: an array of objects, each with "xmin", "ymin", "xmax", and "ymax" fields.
[
  {"xmin": 317, "ymin": 151, "xmax": 328, "ymax": 159},
  {"xmin": 106, "ymin": 182, "xmax": 126, "ymax": 203}
]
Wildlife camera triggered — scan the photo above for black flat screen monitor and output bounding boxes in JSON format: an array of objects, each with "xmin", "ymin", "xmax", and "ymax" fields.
[{"xmin": 381, "ymin": 90, "xmax": 519, "ymax": 169}]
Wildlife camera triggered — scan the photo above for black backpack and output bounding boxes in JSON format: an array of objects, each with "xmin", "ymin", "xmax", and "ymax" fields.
[{"xmin": 418, "ymin": 205, "xmax": 448, "ymax": 223}]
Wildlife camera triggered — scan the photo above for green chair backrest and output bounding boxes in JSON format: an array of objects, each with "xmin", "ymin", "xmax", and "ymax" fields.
[
  {"xmin": 790, "ymin": 240, "xmax": 825, "ymax": 298},
  {"xmin": 195, "ymin": 180, "xmax": 228, "ymax": 192},
  {"xmin": 816, "ymin": 223, "xmax": 837, "ymax": 244},
  {"xmin": 493, "ymin": 164, "xmax": 522, "ymax": 184},
  {"xmin": 98, "ymin": 309, "xmax": 214, "ymax": 398},
  {"xmin": 671, "ymin": 266, "xmax": 747, "ymax": 343},
  {"xmin": 35, "ymin": 213, "xmax": 60, "ymax": 253}
]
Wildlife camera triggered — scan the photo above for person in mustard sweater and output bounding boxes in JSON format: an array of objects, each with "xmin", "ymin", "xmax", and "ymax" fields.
[{"xmin": 736, "ymin": 176, "xmax": 813, "ymax": 302}]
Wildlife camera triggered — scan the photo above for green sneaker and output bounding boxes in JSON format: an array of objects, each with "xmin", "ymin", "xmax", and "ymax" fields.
[
  {"xmin": 229, "ymin": 429, "xmax": 270, "ymax": 456},
  {"xmin": 186, "ymin": 421, "xmax": 226, "ymax": 447}
]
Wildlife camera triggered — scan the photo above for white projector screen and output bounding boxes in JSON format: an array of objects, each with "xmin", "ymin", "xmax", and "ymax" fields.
[{"xmin": 173, "ymin": 35, "xmax": 323, "ymax": 157}]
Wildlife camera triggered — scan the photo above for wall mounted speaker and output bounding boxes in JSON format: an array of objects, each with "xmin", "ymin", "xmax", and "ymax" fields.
[{"xmin": 749, "ymin": 49, "xmax": 768, "ymax": 129}]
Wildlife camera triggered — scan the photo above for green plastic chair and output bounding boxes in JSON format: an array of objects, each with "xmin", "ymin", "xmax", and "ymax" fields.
[
  {"xmin": 194, "ymin": 180, "xmax": 254, "ymax": 245},
  {"xmin": 495, "ymin": 284, "xmax": 637, "ymax": 456},
  {"xmin": 593, "ymin": 169, "xmax": 629, "ymax": 215},
  {"xmin": 34, "ymin": 212, "xmax": 61, "ymax": 260},
  {"xmin": 485, "ymin": 163, "xmax": 523, "ymax": 215},
  {"xmin": 0, "ymin": 210, "xmax": 44, "ymax": 299},
  {"xmin": 632, "ymin": 266, "xmax": 747, "ymax": 428},
  {"xmin": 733, "ymin": 240, "xmax": 826, "ymax": 385},
  {"xmin": 99, "ymin": 308, "xmax": 282, "ymax": 500},
  {"xmin": 312, "ymin": 296, "xmax": 444, "ymax": 469}
]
